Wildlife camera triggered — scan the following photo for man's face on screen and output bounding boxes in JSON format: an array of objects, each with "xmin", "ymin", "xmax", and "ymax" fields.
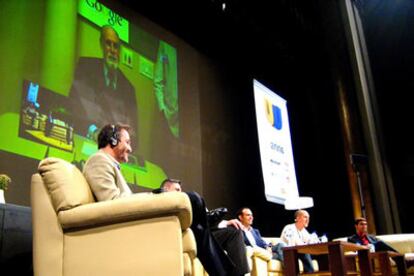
[
  {"xmin": 113, "ymin": 129, "xmax": 132, "ymax": 163},
  {"xmin": 101, "ymin": 27, "xmax": 120, "ymax": 70}
]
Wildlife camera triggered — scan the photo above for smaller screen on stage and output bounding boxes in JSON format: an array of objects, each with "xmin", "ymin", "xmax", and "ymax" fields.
[{"xmin": 253, "ymin": 79, "xmax": 300, "ymax": 205}]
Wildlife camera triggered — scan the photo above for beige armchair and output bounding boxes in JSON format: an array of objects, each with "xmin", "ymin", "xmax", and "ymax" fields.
[
  {"xmin": 248, "ymin": 237, "xmax": 319, "ymax": 276},
  {"xmin": 31, "ymin": 157, "xmax": 196, "ymax": 276}
]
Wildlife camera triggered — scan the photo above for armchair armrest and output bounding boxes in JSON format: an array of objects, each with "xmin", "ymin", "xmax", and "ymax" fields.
[
  {"xmin": 58, "ymin": 192, "xmax": 192, "ymax": 230},
  {"xmin": 251, "ymin": 246, "xmax": 273, "ymax": 261}
]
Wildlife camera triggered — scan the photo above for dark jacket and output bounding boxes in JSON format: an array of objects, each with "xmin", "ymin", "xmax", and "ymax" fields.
[
  {"xmin": 348, "ymin": 233, "xmax": 398, "ymax": 252},
  {"xmin": 242, "ymin": 227, "xmax": 269, "ymax": 249}
]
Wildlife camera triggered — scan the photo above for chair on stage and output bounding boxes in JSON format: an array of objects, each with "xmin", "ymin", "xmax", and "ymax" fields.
[{"xmin": 31, "ymin": 157, "xmax": 195, "ymax": 276}]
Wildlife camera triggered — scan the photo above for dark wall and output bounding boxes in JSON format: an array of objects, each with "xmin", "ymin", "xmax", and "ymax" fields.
[
  {"xmin": 194, "ymin": 10, "xmax": 356, "ymax": 237},
  {"xmin": 357, "ymin": 0, "xmax": 414, "ymax": 233}
]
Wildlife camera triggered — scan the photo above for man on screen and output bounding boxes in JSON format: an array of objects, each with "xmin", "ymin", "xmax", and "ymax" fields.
[{"xmin": 68, "ymin": 25, "xmax": 138, "ymax": 139}]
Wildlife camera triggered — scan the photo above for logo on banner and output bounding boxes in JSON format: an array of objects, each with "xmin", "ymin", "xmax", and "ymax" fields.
[{"xmin": 264, "ymin": 98, "xmax": 282, "ymax": 130}]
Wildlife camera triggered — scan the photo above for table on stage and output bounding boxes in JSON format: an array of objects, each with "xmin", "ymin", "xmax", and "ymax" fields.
[
  {"xmin": 283, "ymin": 240, "xmax": 373, "ymax": 276},
  {"xmin": 370, "ymin": 251, "xmax": 407, "ymax": 276}
]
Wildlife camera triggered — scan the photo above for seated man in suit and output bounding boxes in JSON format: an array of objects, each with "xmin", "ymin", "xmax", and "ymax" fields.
[
  {"xmin": 161, "ymin": 179, "xmax": 250, "ymax": 276},
  {"xmin": 348, "ymin": 217, "xmax": 397, "ymax": 252},
  {"xmin": 236, "ymin": 207, "xmax": 284, "ymax": 261}
]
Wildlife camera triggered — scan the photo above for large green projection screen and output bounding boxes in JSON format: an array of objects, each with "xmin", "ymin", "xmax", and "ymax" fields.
[{"xmin": 0, "ymin": 0, "xmax": 180, "ymax": 204}]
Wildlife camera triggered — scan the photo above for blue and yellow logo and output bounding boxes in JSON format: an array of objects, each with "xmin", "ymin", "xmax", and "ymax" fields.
[{"xmin": 264, "ymin": 98, "xmax": 282, "ymax": 130}]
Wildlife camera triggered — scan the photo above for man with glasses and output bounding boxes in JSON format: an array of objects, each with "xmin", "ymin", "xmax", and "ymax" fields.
[{"xmin": 68, "ymin": 25, "xmax": 138, "ymax": 139}]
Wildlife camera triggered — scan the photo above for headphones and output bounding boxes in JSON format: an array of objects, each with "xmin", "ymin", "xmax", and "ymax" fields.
[{"xmin": 109, "ymin": 124, "xmax": 119, "ymax": 147}]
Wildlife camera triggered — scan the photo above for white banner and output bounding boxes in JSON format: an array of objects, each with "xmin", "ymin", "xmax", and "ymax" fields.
[{"xmin": 253, "ymin": 80, "xmax": 313, "ymax": 209}]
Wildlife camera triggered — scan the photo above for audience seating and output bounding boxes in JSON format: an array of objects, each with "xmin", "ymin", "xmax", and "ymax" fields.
[{"xmin": 31, "ymin": 157, "xmax": 196, "ymax": 276}]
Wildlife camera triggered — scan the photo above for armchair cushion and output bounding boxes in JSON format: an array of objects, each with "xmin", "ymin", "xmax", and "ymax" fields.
[
  {"xmin": 38, "ymin": 157, "xmax": 94, "ymax": 212},
  {"xmin": 376, "ymin": 234, "xmax": 414, "ymax": 255},
  {"xmin": 250, "ymin": 246, "xmax": 272, "ymax": 261}
]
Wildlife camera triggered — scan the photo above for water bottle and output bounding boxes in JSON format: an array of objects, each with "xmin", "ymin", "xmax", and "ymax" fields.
[
  {"xmin": 368, "ymin": 243, "xmax": 375, "ymax": 252},
  {"xmin": 310, "ymin": 232, "xmax": 319, "ymax": 244}
]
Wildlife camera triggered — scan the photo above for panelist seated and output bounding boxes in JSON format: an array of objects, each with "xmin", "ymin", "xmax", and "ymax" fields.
[
  {"xmin": 160, "ymin": 179, "xmax": 250, "ymax": 276},
  {"xmin": 279, "ymin": 209, "xmax": 317, "ymax": 273},
  {"xmin": 348, "ymin": 217, "xmax": 398, "ymax": 253},
  {"xmin": 237, "ymin": 207, "xmax": 285, "ymax": 261}
]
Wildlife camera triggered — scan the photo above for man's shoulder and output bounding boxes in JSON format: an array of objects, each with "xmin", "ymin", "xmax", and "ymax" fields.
[
  {"xmin": 87, "ymin": 150, "xmax": 106, "ymax": 160},
  {"xmin": 84, "ymin": 151, "xmax": 111, "ymax": 169},
  {"xmin": 282, "ymin": 223, "xmax": 295, "ymax": 230},
  {"xmin": 367, "ymin": 234, "xmax": 379, "ymax": 241},
  {"xmin": 252, "ymin": 227, "xmax": 261, "ymax": 234},
  {"xmin": 347, "ymin": 234, "xmax": 359, "ymax": 242},
  {"xmin": 72, "ymin": 57, "xmax": 103, "ymax": 81},
  {"xmin": 280, "ymin": 223, "xmax": 294, "ymax": 237}
]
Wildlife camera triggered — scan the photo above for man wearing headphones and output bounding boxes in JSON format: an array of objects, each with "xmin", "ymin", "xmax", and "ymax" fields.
[
  {"xmin": 83, "ymin": 123, "xmax": 132, "ymax": 201},
  {"xmin": 83, "ymin": 125, "xmax": 248, "ymax": 275}
]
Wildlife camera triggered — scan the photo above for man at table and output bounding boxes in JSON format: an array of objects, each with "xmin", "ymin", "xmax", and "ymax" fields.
[
  {"xmin": 348, "ymin": 217, "xmax": 397, "ymax": 252},
  {"xmin": 280, "ymin": 209, "xmax": 318, "ymax": 273}
]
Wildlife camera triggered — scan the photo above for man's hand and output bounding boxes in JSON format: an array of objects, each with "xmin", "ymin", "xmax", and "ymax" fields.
[
  {"xmin": 226, "ymin": 219, "xmax": 244, "ymax": 229},
  {"xmin": 267, "ymin": 246, "xmax": 272, "ymax": 254}
]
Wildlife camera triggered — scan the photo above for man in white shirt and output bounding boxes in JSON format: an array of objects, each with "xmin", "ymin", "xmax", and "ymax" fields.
[{"xmin": 280, "ymin": 209, "xmax": 316, "ymax": 272}]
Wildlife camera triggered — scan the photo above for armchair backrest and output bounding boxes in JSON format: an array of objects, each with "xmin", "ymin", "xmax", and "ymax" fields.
[{"xmin": 37, "ymin": 157, "xmax": 95, "ymax": 212}]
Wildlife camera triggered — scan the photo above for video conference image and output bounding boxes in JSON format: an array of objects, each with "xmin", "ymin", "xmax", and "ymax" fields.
[{"xmin": 0, "ymin": 0, "xmax": 189, "ymax": 204}]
